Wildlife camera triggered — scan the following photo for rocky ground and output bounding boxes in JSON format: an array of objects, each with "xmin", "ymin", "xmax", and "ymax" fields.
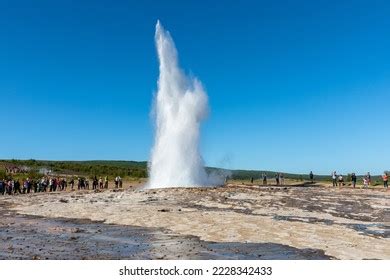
[{"xmin": 1, "ymin": 183, "xmax": 389, "ymax": 259}]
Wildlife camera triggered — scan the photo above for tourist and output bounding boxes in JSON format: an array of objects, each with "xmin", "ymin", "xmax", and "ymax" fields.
[
  {"xmin": 338, "ymin": 174, "xmax": 344, "ymax": 187},
  {"xmin": 92, "ymin": 176, "xmax": 98, "ymax": 190},
  {"xmin": 6, "ymin": 180, "xmax": 13, "ymax": 195},
  {"xmin": 23, "ymin": 179, "xmax": 28, "ymax": 194},
  {"xmin": 69, "ymin": 178, "xmax": 74, "ymax": 190},
  {"xmin": 382, "ymin": 172, "xmax": 388, "ymax": 189},
  {"xmin": 332, "ymin": 171, "xmax": 337, "ymax": 187},
  {"xmin": 14, "ymin": 179, "xmax": 21, "ymax": 194},
  {"xmin": 33, "ymin": 180, "xmax": 38, "ymax": 193},
  {"xmin": 351, "ymin": 173, "xmax": 357, "ymax": 188},
  {"xmin": 262, "ymin": 173, "xmax": 267, "ymax": 185},
  {"xmin": 49, "ymin": 178, "xmax": 54, "ymax": 192},
  {"xmin": 53, "ymin": 178, "xmax": 58, "ymax": 192},
  {"xmin": 250, "ymin": 177, "xmax": 254, "ymax": 184},
  {"xmin": 119, "ymin": 176, "xmax": 123, "ymax": 188},
  {"xmin": 0, "ymin": 179, "xmax": 5, "ymax": 195},
  {"xmin": 309, "ymin": 171, "xmax": 314, "ymax": 183},
  {"xmin": 280, "ymin": 173, "xmax": 284, "ymax": 185},
  {"xmin": 61, "ymin": 178, "xmax": 67, "ymax": 191},
  {"xmin": 363, "ymin": 176, "xmax": 369, "ymax": 188},
  {"xmin": 115, "ymin": 176, "xmax": 119, "ymax": 188},
  {"xmin": 367, "ymin": 172, "xmax": 371, "ymax": 186},
  {"xmin": 77, "ymin": 178, "xmax": 81, "ymax": 190},
  {"xmin": 27, "ymin": 178, "xmax": 32, "ymax": 193},
  {"xmin": 41, "ymin": 177, "xmax": 48, "ymax": 192},
  {"xmin": 104, "ymin": 176, "xmax": 108, "ymax": 189},
  {"xmin": 99, "ymin": 177, "xmax": 103, "ymax": 189},
  {"xmin": 275, "ymin": 173, "xmax": 280, "ymax": 185}
]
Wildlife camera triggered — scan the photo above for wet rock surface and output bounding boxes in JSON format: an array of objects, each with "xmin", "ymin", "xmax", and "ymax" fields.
[
  {"xmin": 1, "ymin": 184, "xmax": 389, "ymax": 259},
  {"xmin": 0, "ymin": 204, "xmax": 330, "ymax": 260}
]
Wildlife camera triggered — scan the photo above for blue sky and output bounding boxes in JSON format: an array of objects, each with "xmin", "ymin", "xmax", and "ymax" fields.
[{"xmin": 1, "ymin": 0, "xmax": 389, "ymax": 174}]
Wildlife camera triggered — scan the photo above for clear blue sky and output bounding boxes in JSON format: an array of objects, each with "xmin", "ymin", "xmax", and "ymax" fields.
[{"xmin": 1, "ymin": 0, "xmax": 389, "ymax": 174}]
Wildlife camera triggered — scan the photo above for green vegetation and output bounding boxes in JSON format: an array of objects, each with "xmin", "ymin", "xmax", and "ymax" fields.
[
  {"xmin": 0, "ymin": 168, "xmax": 6, "ymax": 180},
  {"xmin": 0, "ymin": 159, "xmax": 384, "ymax": 182},
  {"xmin": 0, "ymin": 159, "xmax": 147, "ymax": 180}
]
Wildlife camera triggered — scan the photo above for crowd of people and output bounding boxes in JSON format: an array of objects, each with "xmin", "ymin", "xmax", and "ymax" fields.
[
  {"xmin": 330, "ymin": 171, "xmax": 388, "ymax": 189},
  {"xmin": 255, "ymin": 173, "xmax": 286, "ymax": 186},
  {"xmin": 253, "ymin": 171, "xmax": 389, "ymax": 190},
  {"xmin": 1, "ymin": 170, "xmax": 388, "ymax": 196},
  {"xmin": 0, "ymin": 175, "xmax": 123, "ymax": 195}
]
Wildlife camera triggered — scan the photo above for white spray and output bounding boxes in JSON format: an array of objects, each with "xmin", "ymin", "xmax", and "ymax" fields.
[{"xmin": 147, "ymin": 21, "xmax": 221, "ymax": 189}]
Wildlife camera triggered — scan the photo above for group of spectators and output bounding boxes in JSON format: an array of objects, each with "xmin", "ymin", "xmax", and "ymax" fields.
[
  {"xmin": 1, "ymin": 170, "xmax": 388, "ymax": 196},
  {"xmin": 250, "ymin": 173, "xmax": 285, "ymax": 185},
  {"xmin": 249, "ymin": 171, "xmax": 388, "ymax": 190},
  {"xmin": 0, "ymin": 175, "xmax": 123, "ymax": 195},
  {"xmin": 331, "ymin": 171, "xmax": 388, "ymax": 189},
  {"xmin": 256, "ymin": 173, "xmax": 285, "ymax": 186}
]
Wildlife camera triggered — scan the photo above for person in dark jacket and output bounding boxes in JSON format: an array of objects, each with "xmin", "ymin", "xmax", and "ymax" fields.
[
  {"xmin": 14, "ymin": 179, "xmax": 21, "ymax": 194},
  {"xmin": 0, "ymin": 179, "xmax": 5, "ymax": 195},
  {"xmin": 309, "ymin": 171, "xmax": 314, "ymax": 183},
  {"xmin": 351, "ymin": 173, "xmax": 357, "ymax": 188}
]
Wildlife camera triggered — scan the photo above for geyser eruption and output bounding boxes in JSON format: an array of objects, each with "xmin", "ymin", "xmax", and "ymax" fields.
[{"xmin": 147, "ymin": 21, "xmax": 218, "ymax": 189}]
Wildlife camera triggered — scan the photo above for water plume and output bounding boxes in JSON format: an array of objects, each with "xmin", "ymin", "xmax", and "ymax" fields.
[{"xmin": 147, "ymin": 21, "xmax": 221, "ymax": 189}]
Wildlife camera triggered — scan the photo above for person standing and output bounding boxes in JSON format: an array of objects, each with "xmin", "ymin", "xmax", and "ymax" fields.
[
  {"xmin": 280, "ymin": 173, "xmax": 284, "ymax": 185},
  {"xmin": 363, "ymin": 176, "xmax": 369, "ymax": 188},
  {"xmin": 367, "ymin": 172, "xmax": 371, "ymax": 187},
  {"xmin": 77, "ymin": 178, "xmax": 82, "ymax": 190},
  {"xmin": 382, "ymin": 172, "xmax": 388, "ymax": 189},
  {"xmin": 49, "ymin": 178, "xmax": 54, "ymax": 192},
  {"xmin": 104, "ymin": 176, "xmax": 108, "ymax": 189},
  {"xmin": 27, "ymin": 178, "xmax": 32, "ymax": 193},
  {"xmin": 33, "ymin": 180, "xmax": 38, "ymax": 193},
  {"xmin": 309, "ymin": 171, "xmax": 314, "ymax": 183},
  {"xmin": 114, "ymin": 176, "xmax": 119, "ymax": 188},
  {"xmin": 338, "ymin": 174, "xmax": 344, "ymax": 187},
  {"xmin": 262, "ymin": 173, "xmax": 267, "ymax": 185},
  {"xmin": 99, "ymin": 177, "xmax": 103, "ymax": 189},
  {"xmin": 93, "ymin": 176, "xmax": 98, "ymax": 190},
  {"xmin": 332, "ymin": 171, "xmax": 337, "ymax": 187},
  {"xmin": 14, "ymin": 179, "xmax": 21, "ymax": 194},
  {"xmin": 53, "ymin": 178, "xmax": 58, "ymax": 192},
  {"xmin": 62, "ymin": 178, "xmax": 67, "ymax": 191},
  {"xmin": 0, "ymin": 179, "xmax": 5, "ymax": 195},
  {"xmin": 69, "ymin": 178, "xmax": 74, "ymax": 190},
  {"xmin": 23, "ymin": 179, "xmax": 28, "ymax": 194},
  {"xmin": 7, "ymin": 180, "xmax": 13, "ymax": 195},
  {"xmin": 41, "ymin": 177, "xmax": 47, "ymax": 192},
  {"xmin": 351, "ymin": 173, "xmax": 357, "ymax": 188},
  {"xmin": 275, "ymin": 173, "xmax": 280, "ymax": 185}
]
